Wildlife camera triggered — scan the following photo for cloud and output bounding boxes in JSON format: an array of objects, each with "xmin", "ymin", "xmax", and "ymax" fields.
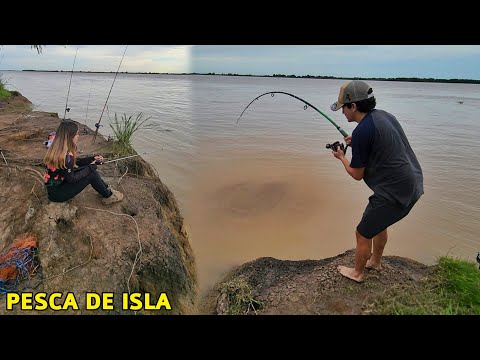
[{"xmin": 0, "ymin": 45, "xmax": 191, "ymax": 73}]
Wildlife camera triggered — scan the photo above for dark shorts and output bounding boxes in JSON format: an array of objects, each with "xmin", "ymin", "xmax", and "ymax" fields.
[{"xmin": 357, "ymin": 195, "xmax": 419, "ymax": 239}]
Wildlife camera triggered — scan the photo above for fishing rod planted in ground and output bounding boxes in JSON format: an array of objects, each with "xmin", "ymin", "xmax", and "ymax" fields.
[
  {"xmin": 63, "ymin": 47, "xmax": 79, "ymax": 121},
  {"xmin": 236, "ymin": 91, "xmax": 350, "ymax": 154},
  {"xmin": 96, "ymin": 154, "xmax": 140, "ymax": 164},
  {"xmin": 92, "ymin": 45, "xmax": 128, "ymax": 143}
]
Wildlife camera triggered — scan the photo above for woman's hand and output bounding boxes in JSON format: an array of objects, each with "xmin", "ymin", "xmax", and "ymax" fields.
[
  {"xmin": 92, "ymin": 154, "xmax": 104, "ymax": 165},
  {"xmin": 94, "ymin": 154, "xmax": 104, "ymax": 162}
]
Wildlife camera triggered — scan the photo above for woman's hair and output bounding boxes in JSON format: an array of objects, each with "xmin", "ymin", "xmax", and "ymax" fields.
[{"xmin": 43, "ymin": 121, "xmax": 78, "ymax": 169}]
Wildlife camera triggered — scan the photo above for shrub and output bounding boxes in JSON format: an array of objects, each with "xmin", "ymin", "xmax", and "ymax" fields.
[{"xmin": 109, "ymin": 112, "xmax": 150, "ymax": 156}]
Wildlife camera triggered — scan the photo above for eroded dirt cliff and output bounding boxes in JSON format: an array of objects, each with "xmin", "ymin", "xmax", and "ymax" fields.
[{"xmin": 0, "ymin": 93, "xmax": 198, "ymax": 314}]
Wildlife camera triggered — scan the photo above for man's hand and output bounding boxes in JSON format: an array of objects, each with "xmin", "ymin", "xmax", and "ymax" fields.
[
  {"xmin": 344, "ymin": 135, "xmax": 352, "ymax": 146},
  {"xmin": 332, "ymin": 147, "xmax": 345, "ymax": 160}
]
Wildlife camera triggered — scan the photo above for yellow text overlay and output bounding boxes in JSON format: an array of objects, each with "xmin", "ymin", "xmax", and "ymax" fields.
[{"xmin": 5, "ymin": 292, "xmax": 171, "ymax": 311}]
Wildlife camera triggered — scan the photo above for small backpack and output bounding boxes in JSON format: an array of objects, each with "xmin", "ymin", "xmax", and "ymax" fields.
[{"xmin": 44, "ymin": 132, "xmax": 56, "ymax": 148}]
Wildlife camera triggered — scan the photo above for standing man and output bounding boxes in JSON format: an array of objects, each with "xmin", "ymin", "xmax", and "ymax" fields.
[{"xmin": 330, "ymin": 80, "xmax": 424, "ymax": 282}]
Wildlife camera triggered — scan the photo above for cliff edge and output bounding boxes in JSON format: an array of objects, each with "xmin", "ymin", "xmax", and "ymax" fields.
[{"xmin": 0, "ymin": 92, "xmax": 198, "ymax": 314}]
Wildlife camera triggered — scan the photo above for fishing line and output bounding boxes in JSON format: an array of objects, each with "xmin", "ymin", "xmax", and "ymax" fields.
[
  {"xmin": 84, "ymin": 79, "xmax": 93, "ymax": 133},
  {"xmin": 63, "ymin": 47, "xmax": 79, "ymax": 121}
]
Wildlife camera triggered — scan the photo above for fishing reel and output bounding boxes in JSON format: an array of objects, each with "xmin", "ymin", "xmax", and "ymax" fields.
[
  {"xmin": 326, "ymin": 141, "xmax": 349, "ymax": 155},
  {"xmin": 326, "ymin": 141, "xmax": 347, "ymax": 155}
]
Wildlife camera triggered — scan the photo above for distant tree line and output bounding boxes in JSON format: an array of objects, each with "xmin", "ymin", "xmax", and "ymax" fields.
[
  {"xmin": 14, "ymin": 70, "xmax": 480, "ymax": 84},
  {"xmin": 196, "ymin": 72, "xmax": 480, "ymax": 84}
]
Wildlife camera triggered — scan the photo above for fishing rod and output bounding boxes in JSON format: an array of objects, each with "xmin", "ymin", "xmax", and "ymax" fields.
[
  {"xmin": 96, "ymin": 154, "xmax": 140, "ymax": 164},
  {"xmin": 92, "ymin": 45, "xmax": 128, "ymax": 144},
  {"xmin": 63, "ymin": 47, "xmax": 79, "ymax": 121},
  {"xmin": 236, "ymin": 91, "xmax": 349, "ymax": 139}
]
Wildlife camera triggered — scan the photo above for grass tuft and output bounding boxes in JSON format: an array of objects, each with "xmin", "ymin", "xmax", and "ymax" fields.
[
  {"xmin": 109, "ymin": 112, "xmax": 150, "ymax": 156},
  {"xmin": 221, "ymin": 276, "xmax": 263, "ymax": 315},
  {"xmin": 435, "ymin": 257, "xmax": 480, "ymax": 313},
  {"xmin": 368, "ymin": 256, "xmax": 480, "ymax": 315}
]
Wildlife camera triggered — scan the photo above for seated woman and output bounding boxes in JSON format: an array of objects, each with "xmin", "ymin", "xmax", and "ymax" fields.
[{"xmin": 43, "ymin": 120, "xmax": 123, "ymax": 205}]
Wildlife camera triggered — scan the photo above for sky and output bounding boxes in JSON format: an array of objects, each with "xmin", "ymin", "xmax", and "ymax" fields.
[
  {"xmin": 1, "ymin": 45, "xmax": 480, "ymax": 80},
  {"xmin": 0, "ymin": 45, "xmax": 191, "ymax": 74}
]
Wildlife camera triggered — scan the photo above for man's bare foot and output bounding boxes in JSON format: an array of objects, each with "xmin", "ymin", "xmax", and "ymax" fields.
[
  {"xmin": 337, "ymin": 265, "xmax": 364, "ymax": 283},
  {"xmin": 365, "ymin": 259, "xmax": 382, "ymax": 270}
]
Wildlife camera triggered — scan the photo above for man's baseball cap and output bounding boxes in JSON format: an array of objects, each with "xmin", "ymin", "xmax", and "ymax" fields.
[{"xmin": 330, "ymin": 80, "xmax": 374, "ymax": 111}]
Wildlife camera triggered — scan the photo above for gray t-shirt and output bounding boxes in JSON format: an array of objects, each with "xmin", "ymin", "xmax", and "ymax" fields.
[{"xmin": 350, "ymin": 109, "xmax": 424, "ymax": 207}]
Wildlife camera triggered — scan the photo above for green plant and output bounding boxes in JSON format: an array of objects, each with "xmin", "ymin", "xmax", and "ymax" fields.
[
  {"xmin": 368, "ymin": 256, "xmax": 480, "ymax": 315},
  {"xmin": 435, "ymin": 256, "xmax": 480, "ymax": 312},
  {"xmin": 109, "ymin": 112, "xmax": 150, "ymax": 156},
  {"xmin": 221, "ymin": 276, "xmax": 263, "ymax": 315},
  {"xmin": 0, "ymin": 73, "xmax": 11, "ymax": 99}
]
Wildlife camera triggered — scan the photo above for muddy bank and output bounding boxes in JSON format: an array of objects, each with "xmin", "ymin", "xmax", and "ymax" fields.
[{"xmin": 199, "ymin": 249, "xmax": 434, "ymax": 315}]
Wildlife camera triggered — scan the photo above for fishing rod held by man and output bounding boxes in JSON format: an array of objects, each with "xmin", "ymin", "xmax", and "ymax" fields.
[{"xmin": 236, "ymin": 91, "xmax": 349, "ymax": 138}]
